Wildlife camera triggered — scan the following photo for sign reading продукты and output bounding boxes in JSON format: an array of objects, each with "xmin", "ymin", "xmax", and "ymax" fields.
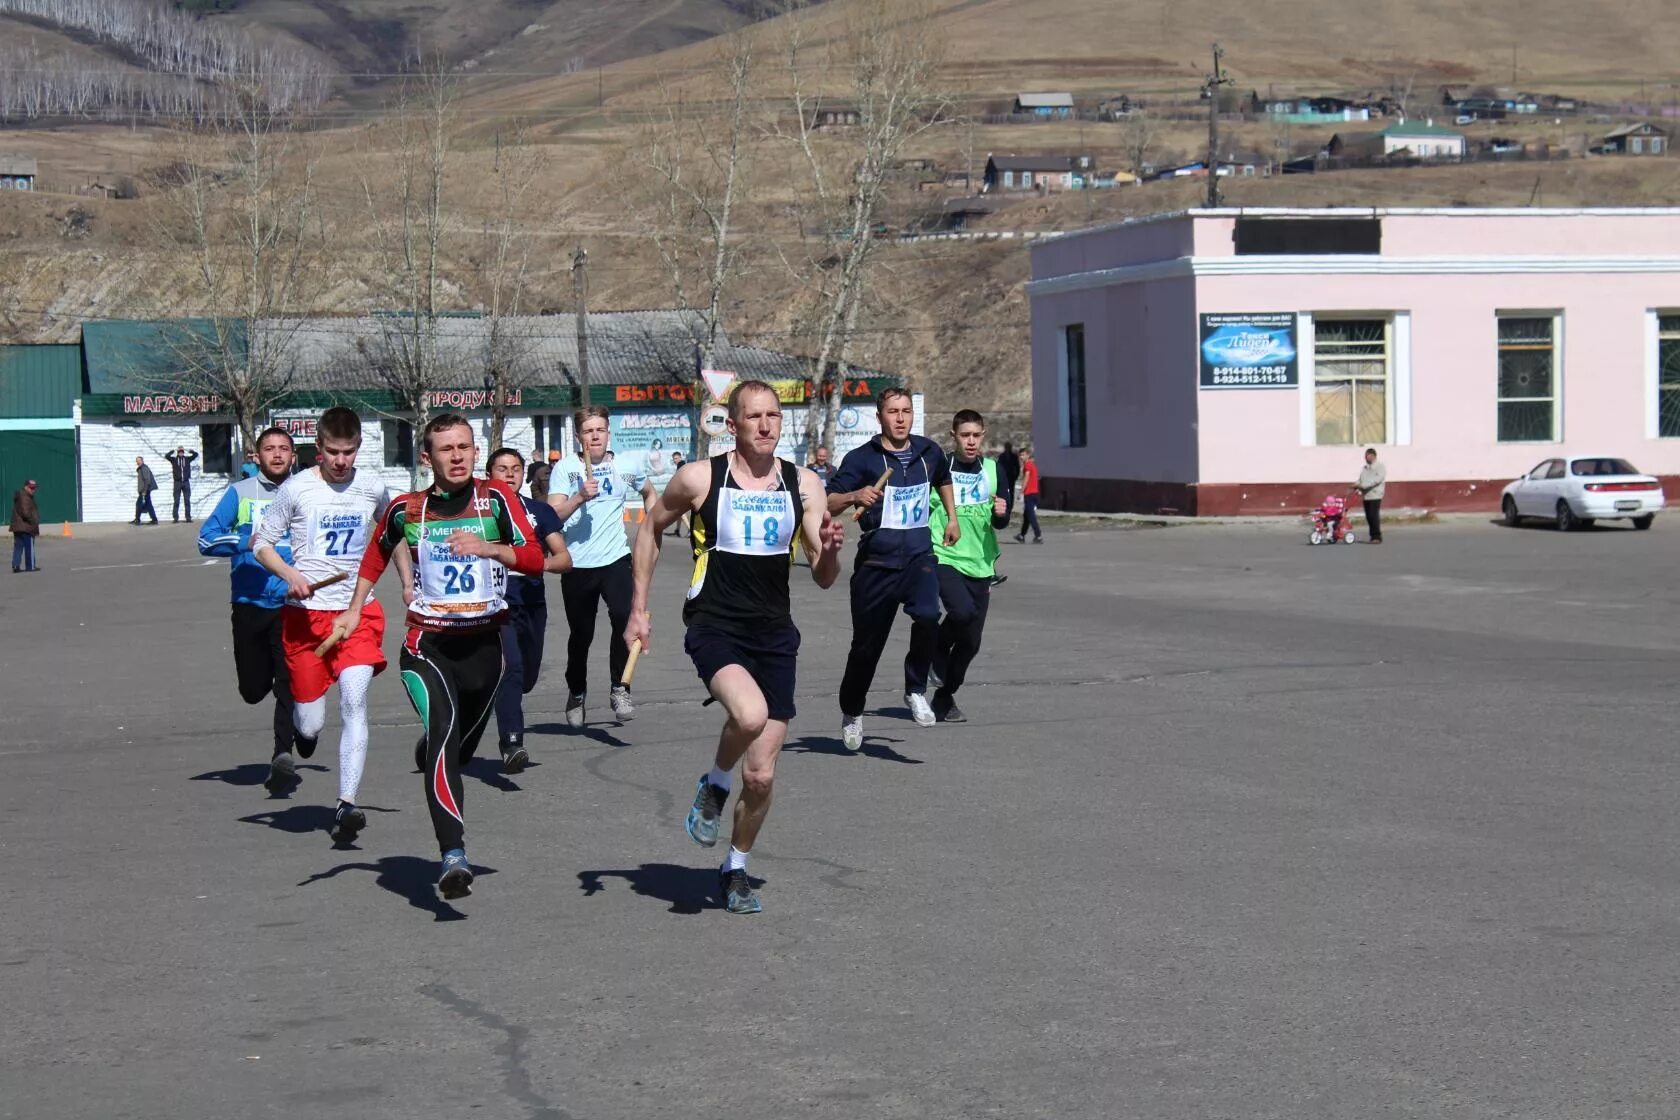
[{"xmin": 1198, "ymin": 313, "xmax": 1299, "ymax": 389}]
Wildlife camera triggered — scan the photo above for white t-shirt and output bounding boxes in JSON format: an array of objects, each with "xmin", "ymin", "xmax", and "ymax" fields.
[
  {"xmin": 557, "ymin": 452, "xmax": 647, "ymax": 569},
  {"xmin": 253, "ymin": 468, "xmax": 391, "ymax": 611}
]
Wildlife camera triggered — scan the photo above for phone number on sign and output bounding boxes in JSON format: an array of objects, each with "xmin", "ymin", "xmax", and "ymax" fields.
[{"xmin": 1208, "ymin": 367, "xmax": 1292, "ymax": 385}]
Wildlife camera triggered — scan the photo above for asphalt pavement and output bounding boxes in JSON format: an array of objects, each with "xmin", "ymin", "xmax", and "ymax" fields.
[{"xmin": 4, "ymin": 515, "xmax": 1680, "ymax": 1119}]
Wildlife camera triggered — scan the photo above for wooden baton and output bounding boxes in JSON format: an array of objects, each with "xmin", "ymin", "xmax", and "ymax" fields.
[
  {"xmin": 308, "ymin": 572, "xmax": 352, "ymax": 657},
  {"xmin": 621, "ymin": 612, "xmax": 649, "ymax": 686},
  {"xmin": 851, "ymin": 468, "xmax": 893, "ymax": 522},
  {"xmin": 308, "ymin": 571, "xmax": 349, "ymax": 594}
]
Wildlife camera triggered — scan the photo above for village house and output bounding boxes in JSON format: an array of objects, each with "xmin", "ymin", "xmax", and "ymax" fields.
[
  {"xmin": 1599, "ymin": 122, "xmax": 1668, "ymax": 156},
  {"xmin": 983, "ymin": 153, "xmax": 1096, "ymax": 193},
  {"xmin": 0, "ymin": 155, "xmax": 37, "ymax": 190},
  {"xmin": 806, "ymin": 100, "xmax": 860, "ymax": 129},
  {"xmin": 1330, "ymin": 122, "xmax": 1466, "ymax": 162},
  {"xmin": 1013, "ymin": 92, "xmax": 1074, "ymax": 119}
]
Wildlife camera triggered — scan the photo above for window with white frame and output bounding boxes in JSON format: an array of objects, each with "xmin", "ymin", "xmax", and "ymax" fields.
[
  {"xmin": 1659, "ymin": 314, "xmax": 1680, "ymax": 437},
  {"xmin": 1497, "ymin": 315, "xmax": 1559, "ymax": 442},
  {"xmin": 1313, "ymin": 318, "xmax": 1389, "ymax": 445}
]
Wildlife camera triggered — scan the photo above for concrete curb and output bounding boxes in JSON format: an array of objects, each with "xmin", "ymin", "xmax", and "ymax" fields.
[{"xmin": 1038, "ymin": 508, "xmax": 1492, "ymax": 528}]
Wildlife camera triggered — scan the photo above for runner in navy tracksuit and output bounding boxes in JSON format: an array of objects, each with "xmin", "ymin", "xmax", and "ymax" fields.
[
  {"xmin": 197, "ymin": 426, "xmax": 304, "ymax": 790},
  {"xmin": 825, "ymin": 388, "xmax": 959, "ymax": 750},
  {"xmin": 486, "ymin": 448, "xmax": 572, "ymax": 771}
]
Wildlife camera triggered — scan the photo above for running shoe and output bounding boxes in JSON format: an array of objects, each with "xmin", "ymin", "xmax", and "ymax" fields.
[
  {"xmin": 294, "ymin": 733, "xmax": 318, "ymax": 761},
  {"xmin": 933, "ymin": 694, "xmax": 967, "ymax": 723},
  {"xmin": 438, "ymin": 849, "xmax": 473, "ymax": 899},
  {"xmin": 414, "ymin": 734, "xmax": 427, "ymax": 773},
  {"xmin": 331, "ymin": 801, "xmax": 367, "ymax": 844},
  {"xmin": 928, "ymin": 663, "xmax": 944, "ymax": 689},
  {"xmin": 609, "ymin": 685, "xmax": 635, "ymax": 720},
  {"xmin": 264, "ymin": 751, "xmax": 296, "ymax": 791},
  {"xmin": 990, "ymin": 574, "xmax": 1009, "ymax": 587},
  {"xmin": 719, "ymin": 867, "xmax": 762, "ymax": 915},
  {"xmin": 500, "ymin": 735, "xmax": 530, "ymax": 775},
  {"xmin": 904, "ymin": 692, "xmax": 936, "ymax": 727},
  {"xmin": 564, "ymin": 693, "xmax": 586, "ymax": 728},
  {"xmin": 685, "ymin": 776, "xmax": 729, "ymax": 847},
  {"xmin": 841, "ymin": 715, "xmax": 864, "ymax": 753}
]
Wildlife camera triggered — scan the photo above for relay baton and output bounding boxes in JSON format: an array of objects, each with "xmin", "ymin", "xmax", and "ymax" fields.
[
  {"xmin": 622, "ymin": 613, "xmax": 649, "ymax": 686},
  {"xmin": 851, "ymin": 469, "xmax": 893, "ymax": 522}
]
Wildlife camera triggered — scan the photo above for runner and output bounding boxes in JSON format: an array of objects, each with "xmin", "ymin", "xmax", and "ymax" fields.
[
  {"xmin": 927, "ymin": 410, "xmax": 1010, "ymax": 724},
  {"xmin": 198, "ymin": 426, "xmax": 304, "ymax": 790},
  {"xmin": 346, "ymin": 415, "xmax": 544, "ymax": 899},
  {"xmin": 548, "ymin": 407, "xmax": 655, "ymax": 728},
  {"xmin": 486, "ymin": 447, "xmax": 572, "ymax": 772},
  {"xmin": 625, "ymin": 379, "xmax": 844, "ymax": 914},
  {"xmin": 826, "ymin": 387, "xmax": 960, "ymax": 749},
  {"xmin": 251, "ymin": 407, "xmax": 391, "ymax": 844}
]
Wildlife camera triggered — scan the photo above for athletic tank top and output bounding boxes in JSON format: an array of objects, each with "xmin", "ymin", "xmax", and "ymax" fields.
[{"xmin": 684, "ymin": 454, "xmax": 804, "ymax": 634}]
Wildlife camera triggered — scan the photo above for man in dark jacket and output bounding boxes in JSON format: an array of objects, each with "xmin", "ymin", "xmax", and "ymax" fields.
[
  {"xmin": 166, "ymin": 445, "xmax": 199, "ymax": 522},
  {"xmin": 10, "ymin": 479, "xmax": 40, "ymax": 572},
  {"xmin": 133, "ymin": 456, "xmax": 160, "ymax": 525},
  {"xmin": 826, "ymin": 388, "xmax": 959, "ymax": 747}
]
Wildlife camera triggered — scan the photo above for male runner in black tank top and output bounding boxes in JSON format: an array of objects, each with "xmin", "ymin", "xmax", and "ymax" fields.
[{"xmin": 625, "ymin": 379, "xmax": 844, "ymax": 915}]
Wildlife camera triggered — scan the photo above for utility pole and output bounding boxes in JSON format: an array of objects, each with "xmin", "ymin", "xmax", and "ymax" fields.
[
  {"xmin": 1203, "ymin": 43, "xmax": 1233, "ymax": 207},
  {"xmin": 572, "ymin": 245, "xmax": 590, "ymax": 411}
]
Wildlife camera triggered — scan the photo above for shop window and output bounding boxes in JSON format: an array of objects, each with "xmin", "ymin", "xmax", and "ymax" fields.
[
  {"xmin": 199, "ymin": 424, "xmax": 234, "ymax": 474},
  {"xmin": 383, "ymin": 418, "xmax": 415, "ymax": 468},
  {"xmin": 1497, "ymin": 316, "xmax": 1559, "ymax": 442},
  {"xmin": 1659, "ymin": 315, "xmax": 1680, "ymax": 437},
  {"xmin": 1061, "ymin": 324, "xmax": 1087, "ymax": 448},
  {"xmin": 1314, "ymin": 319, "xmax": 1389, "ymax": 445}
]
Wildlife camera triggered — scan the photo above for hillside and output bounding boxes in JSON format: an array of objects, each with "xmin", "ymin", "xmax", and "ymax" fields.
[{"xmin": 5, "ymin": 0, "xmax": 1680, "ymax": 445}]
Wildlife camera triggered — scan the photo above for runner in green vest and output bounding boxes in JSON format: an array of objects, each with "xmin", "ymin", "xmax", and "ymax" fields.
[{"xmin": 927, "ymin": 409, "xmax": 1010, "ymax": 723}]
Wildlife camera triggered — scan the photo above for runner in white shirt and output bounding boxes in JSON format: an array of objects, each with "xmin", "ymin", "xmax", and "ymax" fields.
[
  {"xmin": 548, "ymin": 406, "xmax": 655, "ymax": 727},
  {"xmin": 252, "ymin": 407, "xmax": 392, "ymax": 845}
]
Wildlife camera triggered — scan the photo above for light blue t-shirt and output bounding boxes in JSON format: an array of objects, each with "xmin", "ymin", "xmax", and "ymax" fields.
[{"xmin": 558, "ymin": 452, "xmax": 648, "ymax": 569}]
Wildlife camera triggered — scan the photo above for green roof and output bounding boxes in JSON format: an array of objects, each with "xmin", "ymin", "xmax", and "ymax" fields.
[
  {"xmin": 1382, "ymin": 122, "xmax": 1463, "ymax": 138},
  {"xmin": 0, "ymin": 344, "xmax": 81, "ymax": 418},
  {"xmin": 81, "ymin": 318, "xmax": 246, "ymax": 394}
]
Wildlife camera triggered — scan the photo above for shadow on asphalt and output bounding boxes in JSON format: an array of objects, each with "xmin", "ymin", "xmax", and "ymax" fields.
[
  {"xmin": 577, "ymin": 863, "xmax": 762, "ymax": 916},
  {"xmin": 298, "ymin": 856, "xmax": 499, "ymax": 922},
  {"xmin": 526, "ymin": 722, "xmax": 630, "ymax": 748},
  {"xmin": 237, "ymin": 803, "xmax": 400, "ymax": 843},
  {"xmin": 190, "ymin": 762, "xmax": 328, "ymax": 787},
  {"xmin": 786, "ymin": 734, "xmax": 924, "ymax": 765},
  {"xmin": 462, "ymin": 755, "xmax": 527, "ymax": 793}
]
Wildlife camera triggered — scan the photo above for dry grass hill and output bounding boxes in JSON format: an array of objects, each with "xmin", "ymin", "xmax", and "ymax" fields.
[{"xmin": 3, "ymin": 0, "xmax": 1680, "ymax": 437}]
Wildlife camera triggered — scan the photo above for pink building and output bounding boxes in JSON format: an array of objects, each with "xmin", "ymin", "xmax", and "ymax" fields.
[{"xmin": 1027, "ymin": 207, "xmax": 1680, "ymax": 514}]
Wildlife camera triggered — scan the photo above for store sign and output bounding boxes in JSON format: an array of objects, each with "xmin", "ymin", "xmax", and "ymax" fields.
[
  {"xmin": 429, "ymin": 387, "xmax": 523, "ymax": 409},
  {"xmin": 271, "ymin": 409, "xmax": 318, "ymax": 439},
  {"xmin": 122, "ymin": 394, "xmax": 224, "ymax": 414},
  {"xmin": 1198, "ymin": 313, "xmax": 1298, "ymax": 389},
  {"xmin": 609, "ymin": 410, "xmax": 693, "ymax": 461}
]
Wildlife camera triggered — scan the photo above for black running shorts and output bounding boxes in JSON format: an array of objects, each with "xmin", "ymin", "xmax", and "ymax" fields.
[{"xmin": 684, "ymin": 622, "xmax": 801, "ymax": 722}]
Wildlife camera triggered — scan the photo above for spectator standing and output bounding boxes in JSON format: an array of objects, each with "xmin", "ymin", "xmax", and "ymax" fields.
[
  {"xmin": 133, "ymin": 456, "xmax": 160, "ymax": 525},
  {"xmin": 528, "ymin": 449, "xmax": 560, "ymax": 503},
  {"xmin": 166, "ymin": 445, "xmax": 199, "ymax": 522},
  {"xmin": 10, "ymin": 479, "xmax": 40, "ymax": 573},
  {"xmin": 1012, "ymin": 446, "xmax": 1042, "ymax": 544},
  {"xmin": 1354, "ymin": 448, "xmax": 1387, "ymax": 544},
  {"xmin": 808, "ymin": 445, "xmax": 837, "ymax": 487},
  {"xmin": 997, "ymin": 441, "xmax": 1021, "ymax": 517}
]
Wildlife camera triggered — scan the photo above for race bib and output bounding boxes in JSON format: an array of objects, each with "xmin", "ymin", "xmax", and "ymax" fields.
[
  {"xmin": 883, "ymin": 482, "xmax": 930, "ymax": 531},
  {"xmin": 309, "ymin": 509, "xmax": 368, "ymax": 560},
  {"xmin": 717, "ymin": 488, "xmax": 795, "ymax": 556},
  {"xmin": 951, "ymin": 470, "xmax": 991, "ymax": 508},
  {"xmin": 417, "ymin": 530, "xmax": 504, "ymax": 615}
]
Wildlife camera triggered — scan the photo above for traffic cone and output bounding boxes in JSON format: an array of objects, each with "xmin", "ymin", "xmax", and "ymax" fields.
[{"xmin": 61, "ymin": 521, "xmax": 72, "ymax": 538}]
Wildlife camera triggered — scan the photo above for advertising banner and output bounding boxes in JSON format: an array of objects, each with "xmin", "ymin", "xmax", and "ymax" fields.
[{"xmin": 1199, "ymin": 313, "xmax": 1299, "ymax": 389}]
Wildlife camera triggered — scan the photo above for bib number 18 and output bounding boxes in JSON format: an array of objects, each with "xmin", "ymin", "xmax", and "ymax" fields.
[{"xmin": 741, "ymin": 515, "xmax": 781, "ymax": 547}]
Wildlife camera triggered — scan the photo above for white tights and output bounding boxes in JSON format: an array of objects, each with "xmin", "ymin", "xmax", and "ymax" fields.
[{"xmin": 291, "ymin": 664, "xmax": 375, "ymax": 804}]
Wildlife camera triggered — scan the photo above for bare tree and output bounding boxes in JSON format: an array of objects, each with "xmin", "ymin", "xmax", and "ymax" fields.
[
  {"xmin": 1120, "ymin": 109, "xmax": 1159, "ymax": 179},
  {"xmin": 479, "ymin": 122, "xmax": 546, "ymax": 449},
  {"xmin": 779, "ymin": 0, "xmax": 948, "ymax": 454},
  {"xmin": 636, "ymin": 25, "xmax": 762, "ymax": 454},
  {"xmin": 153, "ymin": 70, "xmax": 323, "ymax": 451},
  {"xmin": 355, "ymin": 51, "xmax": 460, "ymax": 486}
]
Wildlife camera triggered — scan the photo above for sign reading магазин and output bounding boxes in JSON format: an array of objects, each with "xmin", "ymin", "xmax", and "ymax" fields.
[{"xmin": 1198, "ymin": 313, "xmax": 1298, "ymax": 389}]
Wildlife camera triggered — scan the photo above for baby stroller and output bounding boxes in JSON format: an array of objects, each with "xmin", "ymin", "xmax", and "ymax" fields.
[{"xmin": 1309, "ymin": 494, "xmax": 1357, "ymax": 545}]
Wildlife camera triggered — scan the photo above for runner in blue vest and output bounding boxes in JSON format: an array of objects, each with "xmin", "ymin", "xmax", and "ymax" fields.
[
  {"xmin": 197, "ymin": 426, "xmax": 305, "ymax": 790},
  {"xmin": 927, "ymin": 409, "xmax": 1010, "ymax": 723},
  {"xmin": 825, "ymin": 387, "xmax": 959, "ymax": 750}
]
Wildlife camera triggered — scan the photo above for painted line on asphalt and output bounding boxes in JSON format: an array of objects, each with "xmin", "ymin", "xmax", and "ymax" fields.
[{"xmin": 71, "ymin": 558, "xmax": 205, "ymax": 572}]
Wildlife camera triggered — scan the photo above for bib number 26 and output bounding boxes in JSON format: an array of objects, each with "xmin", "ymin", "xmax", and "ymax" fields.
[{"xmin": 442, "ymin": 564, "xmax": 477, "ymax": 595}]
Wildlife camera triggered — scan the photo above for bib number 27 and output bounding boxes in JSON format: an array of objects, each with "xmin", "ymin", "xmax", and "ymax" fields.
[{"xmin": 322, "ymin": 529, "xmax": 355, "ymax": 556}]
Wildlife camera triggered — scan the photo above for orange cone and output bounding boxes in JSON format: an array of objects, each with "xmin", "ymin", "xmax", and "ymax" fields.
[{"xmin": 61, "ymin": 521, "xmax": 72, "ymax": 538}]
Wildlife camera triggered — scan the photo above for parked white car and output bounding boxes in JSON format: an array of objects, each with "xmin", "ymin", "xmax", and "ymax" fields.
[{"xmin": 1501, "ymin": 455, "xmax": 1666, "ymax": 531}]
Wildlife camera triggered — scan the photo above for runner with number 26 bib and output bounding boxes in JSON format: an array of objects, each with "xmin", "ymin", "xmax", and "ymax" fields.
[{"xmin": 346, "ymin": 413, "xmax": 544, "ymax": 900}]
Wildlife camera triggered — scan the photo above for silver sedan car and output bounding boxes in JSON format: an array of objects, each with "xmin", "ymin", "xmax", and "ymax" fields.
[{"xmin": 1501, "ymin": 455, "xmax": 1666, "ymax": 531}]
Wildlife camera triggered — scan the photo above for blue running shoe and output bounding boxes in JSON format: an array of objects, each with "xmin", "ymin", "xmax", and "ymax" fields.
[
  {"xmin": 685, "ymin": 776, "xmax": 728, "ymax": 847},
  {"xmin": 438, "ymin": 849, "xmax": 473, "ymax": 899},
  {"xmin": 719, "ymin": 867, "xmax": 762, "ymax": 915}
]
